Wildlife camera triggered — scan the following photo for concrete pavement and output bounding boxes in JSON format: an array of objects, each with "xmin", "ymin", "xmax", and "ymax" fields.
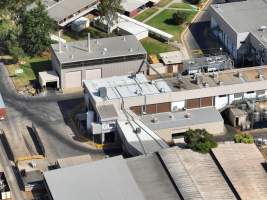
[{"xmin": 0, "ymin": 131, "xmax": 26, "ymax": 200}]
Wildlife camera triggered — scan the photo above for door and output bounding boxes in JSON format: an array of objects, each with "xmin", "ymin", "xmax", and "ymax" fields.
[
  {"xmin": 65, "ymin": 71, "xmax": 82, "ymax": 89},
  {"xmin": 85, "ymin": 68, "xmax": 102, "ymax": 80}
]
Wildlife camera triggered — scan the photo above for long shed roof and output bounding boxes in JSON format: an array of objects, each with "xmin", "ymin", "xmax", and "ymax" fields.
[{"xmin": 211, "ymin": 143, "xmax": 267, "ymax": 200}]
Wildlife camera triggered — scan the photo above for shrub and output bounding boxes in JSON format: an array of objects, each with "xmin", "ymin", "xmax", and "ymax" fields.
[
  {"xmin": 184, "ymin": 129, "xmax": 218, "ymax": 153},
  {"xmin": 234, "ymin": 133, "xmax": 253, "ymax": 144},
  {"xmin": 172, "ymin": 11, "xmax": 187, "ymax": 25}
]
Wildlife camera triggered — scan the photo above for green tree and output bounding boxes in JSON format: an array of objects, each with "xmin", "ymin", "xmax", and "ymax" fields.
[
  {"xmin": 172, "ymin": 11, "xmax": 187, "ymax": 25},
  {"xmin": 98, "ymin": 0, "xmax": 122, "ymax": 33},
  {"xmin": 19, "ymin": 1, "xmax": 54, "ymax": 56},
  {"xmin": 186, "ymin": 0, "xmax": 201, "ymax": 5},
  {"xmin": 184, "ymin": 129, "xmax": 218, "ymax": 153},
  {"xmin": 234, "ymin": 133, "xmax": 253, "ymax": 144}
]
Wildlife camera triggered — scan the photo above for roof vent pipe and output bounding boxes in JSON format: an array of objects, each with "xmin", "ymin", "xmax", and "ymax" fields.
[
  {"xmin": 58, "ymin": 31, "xmax": 62, "ymax": 53},
  {"xmin": 88, "ymin": 33, "xmax": 91, "ymax": 53}
]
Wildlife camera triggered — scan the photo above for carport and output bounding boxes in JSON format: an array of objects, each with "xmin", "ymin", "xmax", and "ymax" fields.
[{"xmin": 39, "ymin": 71, "xmax": 59, "ymax": 89}]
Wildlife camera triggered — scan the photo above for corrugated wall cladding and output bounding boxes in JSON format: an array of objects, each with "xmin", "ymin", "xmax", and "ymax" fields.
[
  {"xmin": 186, "ymin": 98, "xmax": 200, "ymax": 109},
  {"xmin": 200, "ymin": 97, "xmax": 213, "ymax": 107},
  {"xmin": 101, "ymin": 59, "xmax": 146, "ymax": 77}
]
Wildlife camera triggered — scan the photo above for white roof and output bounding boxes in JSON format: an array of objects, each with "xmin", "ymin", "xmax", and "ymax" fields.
[
  {"xmin": 118, "ymin": 119, "xmax": 168, "ymax": 154},
  {"xmin": 118, "ymin": 14, "xmax": 173, "ymax": 40},
  {"xmin": 118, "ymin": 20, "xmax": 148, "ymax": 35},
  {"xmin": 159, "ymin": 51, "xmax": 184, "ymax": 65},
  {"xmin": 39, "ymin": 71, "xmax": 59, "ymax": 86},
  {"xmin": 121, "ymin": 0, "xmax": 148, "ymax": 12},
  {"xmin": 84, "ymin": 74, "xmax": 172, "ymax": 101}
]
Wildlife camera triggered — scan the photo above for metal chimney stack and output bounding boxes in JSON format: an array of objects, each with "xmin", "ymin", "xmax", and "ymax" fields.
[
  {"xmin": 58, "ymin": 31, "xmax": 62, "ymax": 53},
  {"xmin": 88, "ymin": 33, "xmax": 91, "ymax": 53}
]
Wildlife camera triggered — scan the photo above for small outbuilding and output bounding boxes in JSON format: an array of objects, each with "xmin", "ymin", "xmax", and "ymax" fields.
[
  {"xmin": 159, "ymin": 51, "xmax": 184, "ymax": 73},
  {"xmin": 71, "ymin": 17, "xmax": 90, "ymax": 32},
  {"xmin": 38, "ymin": 70, "xmax": 60, "ymax": 89}
]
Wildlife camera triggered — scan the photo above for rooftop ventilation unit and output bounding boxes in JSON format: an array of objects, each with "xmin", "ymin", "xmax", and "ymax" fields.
[
  {"xmin": 258, "ymin": 25, "xmax": 267, "ymax": 31},
  {"xmin": 217, "ymin": 80, "xmax": 224, "ymax": 86},
  {"xmin": 259, "ymin": 73, "xmax": 265, "ymax": 80},
  {"xmin": 134, "ymin": 127, "xmax": 141, "ymax": 134},
  {"xmin": 99, "ymin": 87, "xmax": 107, "ymax": 98},
  {"xmin": 151, "ymin": 117, "xmax": 158, "ymax": 123}
]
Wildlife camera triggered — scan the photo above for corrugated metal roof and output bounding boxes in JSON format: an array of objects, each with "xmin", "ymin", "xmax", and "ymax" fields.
[
  {"xmin": 159, "ymin": 147, "xmax": 237, "ymax": 200},
  {"xmin": 51, "ymin": 35, "xmax": 147, "ymax": 64},
  {"xmin": 211, "ymin": 143, "xmax": 267, "ymax": 200}
]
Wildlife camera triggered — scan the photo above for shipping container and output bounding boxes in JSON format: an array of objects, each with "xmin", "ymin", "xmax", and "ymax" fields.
[{"xmin": 0, "ymin": 93, "xmax": 6, "ymax": 120}]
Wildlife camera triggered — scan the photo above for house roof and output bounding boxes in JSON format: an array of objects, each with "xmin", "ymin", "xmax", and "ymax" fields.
[
  {"xmin": 43, "ymin": 0, "xmax": 98, "ymax": 22},
  {"xmin": 51, "ymin": 35, "xmax": 147, "ymax": 64}
]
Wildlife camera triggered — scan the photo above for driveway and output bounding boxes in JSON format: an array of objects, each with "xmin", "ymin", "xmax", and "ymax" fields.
[{"xmin": 0, "ymin": 63, "xmax": 104, "ymax": 162}]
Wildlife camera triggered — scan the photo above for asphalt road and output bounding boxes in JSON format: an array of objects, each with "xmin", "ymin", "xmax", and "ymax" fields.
[
  {"xmin": 184, "ymin": 0, "xmax": 224, "ymax": 57},
  {"xmin": 0, "ymin": 63, "xmax": 105, "ymax": 199}
]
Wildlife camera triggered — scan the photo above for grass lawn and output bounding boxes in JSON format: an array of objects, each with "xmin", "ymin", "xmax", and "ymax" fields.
[
  {"xmin": 169, "ymin": 3, "xmax": 194, "ymax": 10},
  {"xmin": 134, "ymin": 8, "xmax": 158, "ymax": 22},
  {"xmin": 6, "ymin": 53, "xmax": 51, "ymax": 90},
  {"xmin": 140, "ymin": 37, "xmax": 176, "ymax": 55},
  {"xmin": 146, "ymin": 9, "xmax": 197, "ymax": 41},
  {"xmin": 156, "ymin": 0, "xmax": 173, "ymax": 7}
]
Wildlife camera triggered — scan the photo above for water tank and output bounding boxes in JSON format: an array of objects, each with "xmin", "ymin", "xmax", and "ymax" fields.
[
  {"xmin": 87, "ymin": 111, "xmax": 94, "ymax": 130},
  {"xmin": 253, "ymin": 111, "xmax": 261, "ymax": 122}
]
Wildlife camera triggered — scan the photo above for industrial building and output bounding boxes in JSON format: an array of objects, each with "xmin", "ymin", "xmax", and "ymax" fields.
[
  {"xmin": 42, "ymin": 0, "xmax": 99, "ymax": 27},
  {"xmin": 211, "ymin": 143, "xmax": 267, "ymax": 200},
  {"xmin": 51, "ymin": 35, "xmax": 147, "ymax": 90},
  {"xmin": 45, "ymin": 143, "xmax": 267, "ymax": 200},
  {"xmin": 209, "ymin": 0, "xmax": 267, "ymax": 66},
  {"xmin": 84, "ymin": 65, "xmax": 267, "ymax": 149}
]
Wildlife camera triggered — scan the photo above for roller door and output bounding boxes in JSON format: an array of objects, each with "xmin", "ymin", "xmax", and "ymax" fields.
[
  {"xmin": 85, "ymin": 68, "xmax": 102, "ymax": 80},
  {"xmin": 186, "ymin": 98, "xmax": 200, "ymax": 109},
  {"xmin": 146, "ymin": 104, "xmax": 157, "ymax": 114},
  {"xmin": 157, "ymin": 102, "xmax": 171, "ymax": 113},
  {"xmin": 200, "ymin": 97, "xmax": 213, "ymax": 107},
  {"xmin": 65, "ymin": 71, "xmax": 82, "ymax": 89},
  {"xmin": 130, "ymin": 106, "xmax": 142, "ymax": 115}
]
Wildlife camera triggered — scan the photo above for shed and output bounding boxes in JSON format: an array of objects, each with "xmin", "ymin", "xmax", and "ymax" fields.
[
  {"xmin": 159, "ymin": 51, "xmax": 184, "ymax": 73},
  {"xmin": 228, "ymin": 107, "xmax": 247, "ymax": 127},
  {"xmin": 39, "ymin": 70, "xmax": 60, "ymax": 89},
  {"xmin": 71, "ymin": 17, "xmax": 90, "ymax": 32},
  {"xmin": 118, "ymin": 21, "xmax": 148, "ymax": 40}
]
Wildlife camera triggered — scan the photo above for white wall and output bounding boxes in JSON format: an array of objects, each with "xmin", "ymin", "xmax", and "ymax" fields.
[
  {"xmin": 215, "ymin": 95, "xmax": 228, "ymax": 109},
  {"xmin": 171, "ymin": 101, "xmax": 185, "ymax": 111}
]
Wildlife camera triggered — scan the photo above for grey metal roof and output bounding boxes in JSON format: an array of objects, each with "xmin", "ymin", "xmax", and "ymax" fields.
[
  {"xmin": 140, "ymin": 107, "xmax": 224, "ymax": 131},
  {"xmin": 0, "ymin": 93, "xmax": 5, "ymax": 108},
  {"xmin": 210, "ymin": 0, "xmax": 267, "ymax": 34},
  {"xmin": 96, "ymin": 104, "xmax": 119, "ymax": 121},
  {"xmin": 127, "ymin": 154, "xmax": 180, "ymax": 200},
  {"xmin": 43, "ymin": 0, "xmax": 98, "ymax": 22},
  {"xmin": 159, "ymin": 147, "xmax": 237, "ymax": 200},
  {"xmin": 44, "ymin": 156, "xmax": 146, "ymax": 200},
  {"xmin": 51, "ymin": 35, "xmax": 147, "ymax": 64}
]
